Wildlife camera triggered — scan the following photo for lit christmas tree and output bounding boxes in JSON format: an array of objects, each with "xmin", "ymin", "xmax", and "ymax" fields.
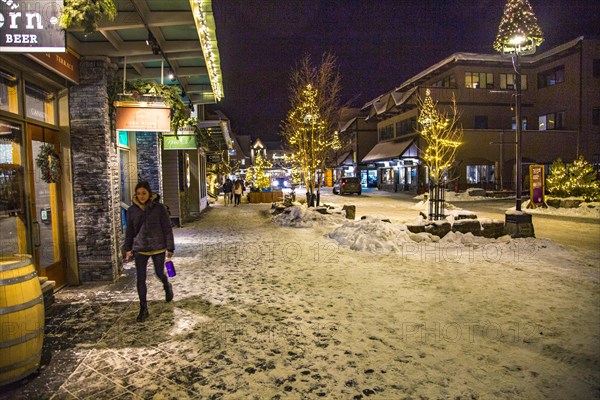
[
  {"xmin": 546, "ymin": 156, "xmax": 599, "ymax": 201},
  {"xmin": 494, "ymin": 0, "xmax": 544, "ymax": 53},
  {"xmin": 245, "ymin": 153, "xmax": 272, "ymax": 190},
  {"xmin": 567, "ymin": 156, "xmax": 600, "ymax": 200},
  {"xmin": 546, "ymin": 158, "xmax": 568, "ymax": 197}
]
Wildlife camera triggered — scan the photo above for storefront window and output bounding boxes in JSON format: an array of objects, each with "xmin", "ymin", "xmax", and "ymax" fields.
[
  {"xmin": 0, "ymin": 69, "xmax": 19, "ymax": 114},
  {"xmin": 25, "ymin": 81, "xmax": 56, "ymax": 125},
  {"xmin": 0, "ymin": 120, "xmax": 27, "ymax": 256},
  {"xmin": 381, "ymin": 168, "xmax": 395, "ymax": 184},
  {"xmin": 467, "ymin": 164, "xmax": 495, "ymax": 184}
]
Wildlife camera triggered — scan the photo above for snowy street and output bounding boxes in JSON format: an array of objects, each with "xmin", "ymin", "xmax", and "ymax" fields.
[{"xmin": 2, "ymin": 192, "xmax": 599, "ymax": 399}]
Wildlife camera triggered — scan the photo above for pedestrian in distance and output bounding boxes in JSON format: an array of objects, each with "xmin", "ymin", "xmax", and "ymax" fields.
[
  {"xmin": 222, "ymin": 178, "xmax": 233, "ymax": 206},
  {"xmin": 125, "ymin": 180, "xmax": 175, "ymax": 322},
  {"xmin": 233, "ymin": 179, "xmax": 244, "ymax": 206}
]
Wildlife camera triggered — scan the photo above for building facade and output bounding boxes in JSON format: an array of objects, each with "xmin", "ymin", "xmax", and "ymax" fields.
[
  {"xmin": 1, "ymin": 1, "xmax": 227, "ymax": 301},
  {"xmin": 361, "ymin": 37, "xmax": 600, "ymax": 193}
]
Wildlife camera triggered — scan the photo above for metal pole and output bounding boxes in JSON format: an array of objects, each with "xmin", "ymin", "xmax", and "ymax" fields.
[{"xmin": 514, "ymin": 52, "xmax": 522, "ymax": 211}]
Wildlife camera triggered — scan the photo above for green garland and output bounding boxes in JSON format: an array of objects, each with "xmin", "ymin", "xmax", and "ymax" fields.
[
  {"xmin": 59, "ymin": 0, "xmax": 117, "ymax": 35},
  {"xmin": 36, "ymin": 144, "xmax": 62, "ymax": 184},
  {"xmin": 110, "ymin": 79, "xmax": 190, "ymax": 133}
]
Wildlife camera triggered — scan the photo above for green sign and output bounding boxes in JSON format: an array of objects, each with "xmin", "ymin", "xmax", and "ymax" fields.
[
  {"xmin": 118, "ymin": 131, "xmax": 129, "ymax": 147},
  {"xmin": 163, "ymin": 135, "xmax": 197, "ymax": 150}
]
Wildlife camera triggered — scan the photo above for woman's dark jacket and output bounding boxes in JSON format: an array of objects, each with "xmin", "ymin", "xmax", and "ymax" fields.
[
  {"xmin": 125, "ymin": 194, "xmax": 175, "ymax": 253},
  {"xmin": 222, "ymin": 180, "xmax": 233, "ymax": 193}
]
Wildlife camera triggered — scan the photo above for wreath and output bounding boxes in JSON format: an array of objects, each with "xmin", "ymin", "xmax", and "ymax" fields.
[{"xmin": 36, "ymin": 144, "xmax": 62, "ymax": 184}]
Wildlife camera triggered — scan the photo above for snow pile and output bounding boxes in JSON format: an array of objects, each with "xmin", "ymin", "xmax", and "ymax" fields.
[
  {"xmin": 413, "ymin": 188, "xmax": 513, "ymax": 202},
  {"xmin": 327, "ymin": 217, "xmax": 416, "ymax": 253},
  {"xmin": 522, "ymin": 199, "xmax": 600, "ymax": 219},
  {"xmin": 271, "ymin": 204, "xmax": 346, "ymax": 227},
  {"xmin": 411, "ymin": 198, "xmax": 459, "ymax": 212}
]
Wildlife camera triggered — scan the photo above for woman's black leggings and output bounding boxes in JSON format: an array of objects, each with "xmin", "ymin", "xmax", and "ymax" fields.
[{"xmin": 134, "ymin": 252, "xmax": 169, "ymax": 306}]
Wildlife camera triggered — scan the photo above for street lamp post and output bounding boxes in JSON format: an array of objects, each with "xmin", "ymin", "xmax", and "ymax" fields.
[
  {"xmin": 514, "ymin": 49, "xmax": 524, "ymax": 211},
  {"xmin": 494, "ymin": 0, "xmax": 544, "ymax": 237}
]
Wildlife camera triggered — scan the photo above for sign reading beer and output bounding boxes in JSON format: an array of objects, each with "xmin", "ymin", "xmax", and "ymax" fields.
[
  {"xmin": 163, "ymin": 135, "xmax": 197, "ymax": 150},
  {"xmin": 528, "ymin": 164, "xmax": 547, "ymax": 209},
  {"xmin": 116, "ymin": 107, "xmax": 171, "ymax": 132},
  {"xmin": 0, "ymin": 0, "xmax": 65, "ymax": 52}
]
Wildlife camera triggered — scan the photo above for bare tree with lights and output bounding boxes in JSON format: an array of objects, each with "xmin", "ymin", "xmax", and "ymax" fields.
[
  {"xmin": 280, "ymin": 53, "xmax": 342, "ymax": 207},
  {"xmin": 417, "ymin": 89, "xmax": 463, "ymax": 220}
]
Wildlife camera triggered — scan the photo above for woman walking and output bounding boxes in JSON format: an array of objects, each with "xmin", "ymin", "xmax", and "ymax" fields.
[
  {"xmin": 125, "ymin": 181, "xmax": 175, "ymax": 322},
  {"xmin": 233, "ymin": 179, "xmax": 244, "ymax": 206}
]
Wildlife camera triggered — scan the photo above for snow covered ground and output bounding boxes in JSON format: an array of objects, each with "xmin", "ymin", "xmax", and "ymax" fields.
[{"xmin": 4, "ymin": 192, "xmax": 598, "ymax": 400}]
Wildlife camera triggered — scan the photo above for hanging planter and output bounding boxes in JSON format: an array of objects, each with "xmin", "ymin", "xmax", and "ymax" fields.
[
  {"xmin": 59, "ymin": 0, "xmax": 117, "ymax": 35},
  {"xmin": 36, "ymin": 144, "xmax": 62, "ymax": 184}
]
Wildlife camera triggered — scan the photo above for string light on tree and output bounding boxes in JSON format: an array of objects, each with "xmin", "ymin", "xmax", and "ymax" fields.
[
  {"xmin": 417, "ymin": 89, "xmax": 462, "ymax": 186},
  {"xmin": 494, "ymin": 0, "xmax": 544, "ymax": 54},
  {"xmin": 281, "ymin": 53, "xmax": 342, "ymax": 207}
]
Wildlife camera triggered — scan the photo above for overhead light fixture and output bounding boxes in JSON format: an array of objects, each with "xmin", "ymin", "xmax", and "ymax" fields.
[
  {"xmin": 146, "ymin": 32, "xmax": 155, "ymax": 46},
  {"xmin": 146, "ymin": 32, "xmax": 161, "ymax": 55},
  {"xmin": 168, "ymin": 69, "xmax": 175, "ymax": 80}
]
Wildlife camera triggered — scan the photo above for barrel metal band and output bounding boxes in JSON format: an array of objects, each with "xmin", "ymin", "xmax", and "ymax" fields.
[
  {"xmin": 0, "ymin": 271, "xmax": 38, "ymax": 286},
  {"xmin": 0, "ymin": 258, "xmax": 32, "ymax": 272},
  {"xmin": 0, "ymin": 327, "xmax": 44, "ymax": 349},
  {"xmin": 0, "ymin": 351, "xmax": 41, "ymax": 373},
  {"xmin": 0, "ymin": 295, "xmax": 43, "ymax": 315}
]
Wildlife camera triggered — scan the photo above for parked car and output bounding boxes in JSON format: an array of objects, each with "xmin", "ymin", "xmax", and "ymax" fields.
[{"xmin": 333, "ymin": 177, "xmax": 362, "ymax": 195}]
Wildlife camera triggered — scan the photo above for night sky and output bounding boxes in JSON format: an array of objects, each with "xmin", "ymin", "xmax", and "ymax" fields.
[{"xmin": 211, "ymin": 0, "xmax": 600, "ymax": 141}]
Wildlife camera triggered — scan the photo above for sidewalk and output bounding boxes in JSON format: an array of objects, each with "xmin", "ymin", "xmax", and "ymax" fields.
[{"xmin": 2, "ymin": 200, "xmax": 598, "ymax": 400}]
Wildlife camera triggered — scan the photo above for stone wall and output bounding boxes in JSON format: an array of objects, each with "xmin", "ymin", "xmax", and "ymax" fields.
[
  {"xmin": 136, "ymin": 132, "xmax": 162, "ymax": 198},
  {"xmin": 69, "ymin": 57, "xmax": 121, "ymax": 281}
]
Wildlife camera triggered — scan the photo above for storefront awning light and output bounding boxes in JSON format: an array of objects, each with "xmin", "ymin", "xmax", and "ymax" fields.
[{"xmin": 189, "ymin": 0, "xmax": 224, "ymax": 102}]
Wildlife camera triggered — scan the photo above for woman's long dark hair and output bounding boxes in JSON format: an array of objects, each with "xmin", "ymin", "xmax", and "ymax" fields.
[{"xmin": 135, "ymin": 180, "xmax": 152, "ymax": 195}]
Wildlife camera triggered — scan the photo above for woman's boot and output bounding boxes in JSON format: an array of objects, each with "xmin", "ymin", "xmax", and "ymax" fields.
[
  {"xmin": 136, "ymin": 304, "xmax": 149, "ymax": 322},
  {"xmin": 165, "ymin": 283, "xmax": 174, "ymax": 302}
]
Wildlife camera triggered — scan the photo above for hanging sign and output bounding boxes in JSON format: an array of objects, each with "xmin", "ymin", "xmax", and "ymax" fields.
[
  {"xmin": 163, "ymin": 135, "xmax": 197, "ymax": 150},
  {"xmin": 116, "ymin": 107, "xmax": 171, "ymax": 132},
  {"xmin": 29, "ymin": 49, "xmax": 80, "ymax": 84},
  {"xmin": 207, "ymin": 153, "xmax": 222, "ymax": 164},
  {"xmin": 528, "ymin": 164, "xmax": 547, "ymax": 208},
  {"xmin": 0, "ymin": 0, "xmax": 65, "ymax": 52}
]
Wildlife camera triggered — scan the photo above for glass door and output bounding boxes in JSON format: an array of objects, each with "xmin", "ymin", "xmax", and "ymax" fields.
[
  {"xmin": 27, "ymin": 124, "xmax": 66, "ymax": 288},
  {"xmin": 0, "ymin": 119, "xmax": 28, "ymax": 257}
]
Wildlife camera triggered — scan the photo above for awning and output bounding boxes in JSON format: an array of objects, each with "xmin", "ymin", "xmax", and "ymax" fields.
[
  {"xmin": 362, "ymin": 139, "xmax": 414, "ymax": 162},
  {"xmin": 198, "ymin": 120, "xmax": 232, "ymax": 152},
  {"xmin": 336, "ymin": 151, "xmax": 353, "ymax": 166}
]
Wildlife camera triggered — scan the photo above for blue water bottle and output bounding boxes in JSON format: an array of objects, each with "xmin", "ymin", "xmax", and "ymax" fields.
[{"xmin": 165, "ymin": 258, "xmax": 176, "ymax": 277}]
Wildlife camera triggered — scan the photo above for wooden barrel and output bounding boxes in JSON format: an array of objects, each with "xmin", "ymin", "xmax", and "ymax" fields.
[{"xmin": 0, "ymin": 255, "xmax": 44, "ymax": 386}]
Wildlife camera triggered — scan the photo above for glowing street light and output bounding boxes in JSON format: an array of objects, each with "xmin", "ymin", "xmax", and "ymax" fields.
[{"xmin": 494, "ymin": 0, "xmax": 544, "ymax": 237}]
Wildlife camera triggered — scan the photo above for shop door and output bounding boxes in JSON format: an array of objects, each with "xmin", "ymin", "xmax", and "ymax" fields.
[{"xmin": 27, "ymin": 125, "xmax": 66, "ymax": 288}]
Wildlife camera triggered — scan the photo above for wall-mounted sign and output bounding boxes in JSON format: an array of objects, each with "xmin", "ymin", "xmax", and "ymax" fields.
[
  {"xmin": 163, "ymin": 135, "xmax": 197, "ymax": 150},
  {"xmin": 0, "ymin": 0, "xmax": 65, "ymax": 52},
  {"xmin": 29, "ymin": 49, "xmax": 80, "ymax": 84},
  {"xmin": 207, "ymin": 153, "xmax": 222, "ymax": 164},
  {"xmin": 528, "ymin": 165, "xmax": 547, "ymax": 208},
  {"xmin": 116, "ymin": 107, "xmax": 171, "ymax": 132}
]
